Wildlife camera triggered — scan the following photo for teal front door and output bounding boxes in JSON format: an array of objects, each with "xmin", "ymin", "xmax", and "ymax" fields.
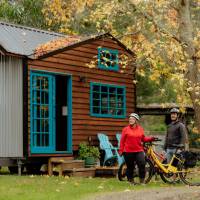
[{"xmin": 30, "ymin": 72, "xmax": 55, "ymax": 153}]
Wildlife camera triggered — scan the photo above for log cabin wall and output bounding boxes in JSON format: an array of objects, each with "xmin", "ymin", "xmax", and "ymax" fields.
[{"xmin": 28, "ymin": 37, "xmax": 136, "ymax": 152}]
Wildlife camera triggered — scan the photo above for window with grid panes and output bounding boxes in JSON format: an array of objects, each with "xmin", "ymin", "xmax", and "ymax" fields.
[
  {"xmin": 30, "ymin": 73, "xmax": 55, "ymax": 153},
  {"xmin": 98, "ymin": 48, "xmax": 119, "ymax": 71},
  {"xmin": 90, "ymin": 82, "xmax": 126, "ymax": 118}
]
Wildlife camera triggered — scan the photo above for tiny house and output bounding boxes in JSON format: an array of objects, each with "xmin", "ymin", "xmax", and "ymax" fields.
[{"xmin": 0, "ymin": 21, "xmax": 136, "ymax": 172}]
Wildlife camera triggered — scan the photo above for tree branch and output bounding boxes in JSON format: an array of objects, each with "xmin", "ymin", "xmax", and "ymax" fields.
[
  {"xmin": 117, "ymin": 31, "xmax": 140, "ymax": 39},
  {"xmin": 127, "ymin": 0, "xmax": 187, "ymax": 46}
]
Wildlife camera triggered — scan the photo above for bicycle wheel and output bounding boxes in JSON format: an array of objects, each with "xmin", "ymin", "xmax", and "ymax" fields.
[
  {"xmin": 118, "ymin": 161, "xmax": 127, "ymax": 181},
  {"xmin": 179, "ymin": 165, "xmax": 200, "ymax": 186},
  {"xmin": 159, "ymin": 158, "xmax": 181, "ymax": 184},
  {"xmin": 117, "ymin": 158, "xmax": 154, "ymax": 184},
  {"xmin": 144, "ymin": 158, "xmax": 154, "ymax": 184},
  {"xmin": 160, "ymin": 172, "xmax": 180, "ymax": 184}
]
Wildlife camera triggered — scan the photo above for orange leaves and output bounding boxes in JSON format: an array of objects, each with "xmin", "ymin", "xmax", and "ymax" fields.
[
  {"xmin": 43, "ymin": 0, "xmax": 95, "ymax": 34},
  {"xmin": 34, "ymin": 36, "xmax": 82, "ymax": 58},
  {"xmin": 192, "ymin": 127, "xmax": 199, "ymax": 134},
  {"xmin": 72, "ymin": 0, "xmax": 95, "ymax": 14},
  {"xmin": 43, "ymin": 0, "xmax": 72, "ymax": 33},
  {"xmin": 164, "ymin": 9, "xmax": 178, "ymax": 28},
  {"xmin": 85, "ymin": 59, "xmax": 97, "ymax": 69},
  {"xmin": 167, "ymin": 9, "xmax": 178, "ymax": 21},
  {"xmin": 86, "ymin": 0, "xmax": 95, "ymax": 7}
]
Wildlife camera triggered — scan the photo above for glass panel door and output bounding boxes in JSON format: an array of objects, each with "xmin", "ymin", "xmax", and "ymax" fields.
[{"xmin": 30, "ymin": 72, "xmax": 55, "ymax": 153}]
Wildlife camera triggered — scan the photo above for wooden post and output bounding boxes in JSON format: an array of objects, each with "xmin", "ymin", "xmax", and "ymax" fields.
[
  {"xmin": 48, "ymin": 158, "xmax": 53, "ymax": 176},
  {"xmin": 58, "ymin": 164, "xmax": 63, "ymax": 176},
  {"xmin": 17, "ymin": 159, "xmax": 22, "ymax": 176}
]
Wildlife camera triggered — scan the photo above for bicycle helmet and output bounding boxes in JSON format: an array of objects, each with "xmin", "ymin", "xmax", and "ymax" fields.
[
  {"xmin": 129, "ymin": 113, "xmax": 140, "ymax": 120},
  {"xmin": 170, "ymin": 108, "xmax": 179, "ymax": 113}
]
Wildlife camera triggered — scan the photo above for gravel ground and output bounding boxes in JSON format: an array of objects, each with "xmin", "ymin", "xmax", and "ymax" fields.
[{"xmin": 88, "ymin": 186, "xmax": 200, "ymax": 200}]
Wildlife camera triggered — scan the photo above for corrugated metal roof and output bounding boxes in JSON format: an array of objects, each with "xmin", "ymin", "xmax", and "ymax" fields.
[
  {"xmin": 0, "ymin": 21, "xmax": 134, "ymax": 59},
  {"xmin": 0, "ymin": 21, "xmax": 64, "ymax": 56}
]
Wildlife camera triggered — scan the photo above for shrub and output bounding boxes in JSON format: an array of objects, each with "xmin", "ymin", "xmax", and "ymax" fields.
[
  {"xmin": 78, "ymin": 143, "xmax": 100, "ymax": 160},
  {"xmin": 188, "ymin": 129, "xmax": 200, "ymax": 148}
]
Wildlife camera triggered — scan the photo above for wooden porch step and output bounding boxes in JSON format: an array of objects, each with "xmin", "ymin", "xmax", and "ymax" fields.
[
  {"xmin": 63, "ymin": 167, "xmax": 96, "ymax": 177},
  {"xmin": 49, "ymin": 156, "xmax": 74, "ymax": 163},
  {"xmin": 48, "ymin": 156, "xmax": 96, "ymax": 177},
  {"xmin": 95, "ymin": 166, "xmax": 119, "ymax": 177},
  {"xmin": 60, "ymin": 160, "xmax": 84, "ymax": 168},
  {"xmin": 48, "ymin": 157, "xmax": 84, "ymax": 176}
]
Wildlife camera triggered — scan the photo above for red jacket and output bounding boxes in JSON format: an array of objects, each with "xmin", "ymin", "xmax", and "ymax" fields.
[{"xmin": 119, "ymin": 125, "xmax": 153, "ymax": 154}]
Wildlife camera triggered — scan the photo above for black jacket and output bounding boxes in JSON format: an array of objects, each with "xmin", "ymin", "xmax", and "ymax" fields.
[{"xmin": 164, "ymin": 121, "xmax": 188, "ymax": 150}]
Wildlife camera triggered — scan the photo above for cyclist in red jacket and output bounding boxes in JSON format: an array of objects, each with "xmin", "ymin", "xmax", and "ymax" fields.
[{"xmin": 119, "ymin": 113, "xmax": 155, "ymax": 184}]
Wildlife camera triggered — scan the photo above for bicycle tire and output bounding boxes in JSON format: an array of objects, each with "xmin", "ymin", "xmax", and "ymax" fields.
[
  {"xmin": 118, "ymin": 162, "xmax": 127, "ymax": 181},
  {"xmin": 158, "ymin": 157, "xmax": 180, "ymax": 184},
  {"xmin": 160, "ymin": 172, "xmax": 180, "ymax": 184},
  {"xmin": 118, "ymin": 157, "xmax": 154, "ymax": 184},
  {"xmin": 144, "ymin": 158, "xmax": 154, "ymax": 183},
  {"xmin": 179, "ymin": 164, "xmax": 200, "ymax": 186}
]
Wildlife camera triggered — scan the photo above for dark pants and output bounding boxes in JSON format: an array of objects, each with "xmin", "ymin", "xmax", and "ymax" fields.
[{"xmin": 123, "ymin": 151, "xmax": 146, "ymax": 180}]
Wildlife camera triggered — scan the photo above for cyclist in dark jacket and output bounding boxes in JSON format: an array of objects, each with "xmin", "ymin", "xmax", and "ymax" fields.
[{"xmin": 164, "ymin": 108, "xmax": 189, "ymax": 163}]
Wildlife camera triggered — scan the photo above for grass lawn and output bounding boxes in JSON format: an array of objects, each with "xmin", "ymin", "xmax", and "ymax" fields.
[
  {"xmin": 0, "ymin": 175, "xmax": 129, "ymax": 200},
  {"xmin": 0, "ymin": 171, "xmax": 176, "ymax": 200}
]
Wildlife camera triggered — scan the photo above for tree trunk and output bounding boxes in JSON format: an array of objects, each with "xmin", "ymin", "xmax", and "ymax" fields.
[{"xmin": 178, "ymin": 0, "xmax": 200, "ymax": 132}]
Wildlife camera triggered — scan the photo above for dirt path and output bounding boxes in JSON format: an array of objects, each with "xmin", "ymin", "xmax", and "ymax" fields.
[{"xmin": 88, "ymin": 186, "xmax": 200, "ymax": 200}]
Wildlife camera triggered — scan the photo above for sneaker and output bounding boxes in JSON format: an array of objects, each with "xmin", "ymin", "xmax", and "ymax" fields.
[
  {"xmin": 139, "ymin": 178, "xmax": 146, "ymax": 185},
  {"xmin": 128, "ymin": 178, "xmax": 137, "ymax": 185},
  {"xmin": 130, "ymin": 181, "xmax": 138, "ymax": 185}
]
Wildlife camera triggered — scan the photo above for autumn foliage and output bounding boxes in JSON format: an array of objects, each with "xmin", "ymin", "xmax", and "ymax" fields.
[
  {"xmin": 41, "ymin": 0, "xmax": 200, "ymax": 133},
  {"xmin": 34, "ymin": 35, "xmax": 82, "ymax": 58}
]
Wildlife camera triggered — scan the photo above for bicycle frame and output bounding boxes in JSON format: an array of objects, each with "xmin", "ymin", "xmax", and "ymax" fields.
[
  {"xmin": 118, "ymin": 141, "xmax": 199, "ymax": 185},
  {"xmin": 146, "ymin": 144, "xmax": 184, "ymax": 174}
]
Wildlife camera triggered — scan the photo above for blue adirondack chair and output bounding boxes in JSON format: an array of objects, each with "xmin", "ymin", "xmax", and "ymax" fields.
[
  {"xmin": 116, "ymin": 133, "xmax": 121, "ymax": 149},
  {"xmin": 97, "ymin": 133, "xmax": 124, "ymax": 166}
]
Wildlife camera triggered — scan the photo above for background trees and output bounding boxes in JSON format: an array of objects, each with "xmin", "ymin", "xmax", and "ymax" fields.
[
  {"xmin": 1, "ymin": 0, "xmax": 200, "ymax": 133},
  {"xmin": 0, "ymin": 0, "xmax": 46, "ymax": 29},
  {"xmin": 42, "ymin": 0, "xmax": 200, "ymax": 133}
]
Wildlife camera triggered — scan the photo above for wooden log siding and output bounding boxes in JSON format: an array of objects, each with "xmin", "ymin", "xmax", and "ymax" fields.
[{"xmin": 28, "ymin": 37, "xmax": 136, "ymax": 151}]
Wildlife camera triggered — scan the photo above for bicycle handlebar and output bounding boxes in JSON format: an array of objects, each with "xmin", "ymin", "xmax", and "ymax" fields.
[
  {"xmin": 153, "ymin": 138, "xmax": 162, "ymax": 142},
  {"xmin": 170, "ymin": 144, "xmax": 184, "ymax": 148},
  {"xmin": 143, "ymin": 138, "xmax": 162, "ymax": 145}
]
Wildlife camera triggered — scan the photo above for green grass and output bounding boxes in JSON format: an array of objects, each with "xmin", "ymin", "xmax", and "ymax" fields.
[{"xmin": 0, "ymin": 173, "xmax": 178, "ymax": 200}]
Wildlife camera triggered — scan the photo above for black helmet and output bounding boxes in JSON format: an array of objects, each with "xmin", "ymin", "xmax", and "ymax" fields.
[{"xmin": 170, "ymin": 108, "xmax": 179, "ymax": 113}]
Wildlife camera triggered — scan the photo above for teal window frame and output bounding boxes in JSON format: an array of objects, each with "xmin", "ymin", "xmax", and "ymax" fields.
[
  {"xmin": 98, "ymin": 48, "xmax": 119, "ymax": 71},
  {"xmin": 30, "ymin": 71, "xmax": 73, "ymax": 154},
  {"xmin": 90, "ymin": 82, "xmax": 126, "ymax": 118},
  {"xmin": 30, "ymin": 72, "xmax": 55, "ymax": 153}
]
